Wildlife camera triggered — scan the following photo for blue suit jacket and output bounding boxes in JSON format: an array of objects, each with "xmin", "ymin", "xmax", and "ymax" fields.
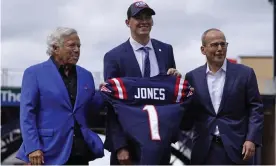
[
  {"xmin": 16, "ymin": 58, "xmax": 104, "ymax": 165},
  {"xmin": 184, "ymin": 61, "xmax": 264, "ymax": 164},
  {"xmin": 103, "ymin": 39, "xmax": 176, "ymax": 164}
]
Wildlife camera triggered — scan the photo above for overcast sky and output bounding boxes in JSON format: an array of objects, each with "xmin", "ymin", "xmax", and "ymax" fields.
[{"xmin": 1, "ymin": 0, "xmax": 273, "ymax": 86}]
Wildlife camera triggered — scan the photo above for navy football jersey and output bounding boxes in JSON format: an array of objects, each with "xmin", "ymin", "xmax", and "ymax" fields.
[{"xmin": 100, "ymin": 74, "xmax": 193, "ymax": 165}]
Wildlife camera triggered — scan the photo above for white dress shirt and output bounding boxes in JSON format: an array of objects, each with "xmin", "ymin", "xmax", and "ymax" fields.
[
  {"xmin": 129, "ymin": 37, "xmax": 159, "ymax": 77},
  {"xmin": 206, "ymin": 59, "xmax": 227, "ymax": 136}
]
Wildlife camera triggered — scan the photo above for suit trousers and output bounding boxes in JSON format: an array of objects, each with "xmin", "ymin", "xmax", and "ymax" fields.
[
  {"xmin": 110, "ymin": 147, "xmax": 171, "ymax": 165},
  {"xmin": 204, "ymin": 138, "xmax": 235, "ymax": 165},
  {"xmin": 64, "ymin": 132, "xmax": 94, "ymax": 165},
  {"xmin": 203, "ymin": 136, "xmax": 253, "ymax": 165}
]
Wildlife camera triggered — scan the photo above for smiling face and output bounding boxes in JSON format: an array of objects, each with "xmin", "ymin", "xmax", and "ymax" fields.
[
  {"xmin": 126, "ymin": 10, "xmax": 153, "ymax": 38},
  {"xmin": 53, "ymin": 33, "xmax": 81, "ymax": 65},
  {"xmin": 201, "ymin": 30, "xmax": 228, "ymax": 65}
]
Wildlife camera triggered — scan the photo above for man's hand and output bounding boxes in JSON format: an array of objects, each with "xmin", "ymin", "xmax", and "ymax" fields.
[
  {"xmin": 167, "ymin": 68, "xmax": 182, "ymax": 77},
  {"xmin": 117, "ymin": 148, "xmax": 132, "ymax": 165},
  {"xmin": 28, "ymin": 150, "xmax": 44, "ymax": 165},
  {"xmin": 99, "ymin": 82, "xmax": 107, "ymax": 89},
  {"xmin": 242, "ymin": 141, "xmax": 255, "ymax": 160}
]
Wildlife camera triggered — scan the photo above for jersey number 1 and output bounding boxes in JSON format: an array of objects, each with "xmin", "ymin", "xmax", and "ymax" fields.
[{"xmin": 143, "ymin": 105, "xmax": 161, "ymax": 141}]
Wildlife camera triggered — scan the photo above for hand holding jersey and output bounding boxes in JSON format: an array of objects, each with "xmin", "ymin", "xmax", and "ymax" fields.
[{"xmin": 100, "ymin": 74, "xmax": 193, "ymax": 165}]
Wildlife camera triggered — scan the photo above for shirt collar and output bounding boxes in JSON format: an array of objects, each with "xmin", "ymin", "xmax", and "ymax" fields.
[
  {"xmin": 50, "ymin": 56, "xmax": 76, "ymax": 73},
  {"xmin": 129, "ymin": 36, "xmax": 153, "ymax": 51},
  {"xmin": 206, "ymin": 58, "xmax": 227, "ymax": 73}
]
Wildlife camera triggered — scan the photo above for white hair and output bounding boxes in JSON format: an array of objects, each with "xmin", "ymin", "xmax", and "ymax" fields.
[{"xmin": 46, "ymin": 27, "xmax": 78, "ymax": 56}]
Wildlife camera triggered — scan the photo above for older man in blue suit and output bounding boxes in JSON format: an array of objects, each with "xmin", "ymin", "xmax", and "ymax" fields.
[
  {"xmin": 16, "ymin": 27, "xmax": 104, "ymax": 165},
  {"xmin": 103, "ymin": 1, "xmax": 181, "ymax": 165},
  {"xmin": 184, "ymin": 28, "xmax": 264, "ymax": 165}
]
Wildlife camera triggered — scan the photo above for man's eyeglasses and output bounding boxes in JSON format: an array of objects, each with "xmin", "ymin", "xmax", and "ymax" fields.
[{"xmin": 208, "ymin": 42, "xmax": 229, "ymax": 48}]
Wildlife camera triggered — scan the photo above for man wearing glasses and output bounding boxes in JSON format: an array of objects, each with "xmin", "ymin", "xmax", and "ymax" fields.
[{"xmin": 183, "ymin": 28, "xmax": 264, "ymax": 164}]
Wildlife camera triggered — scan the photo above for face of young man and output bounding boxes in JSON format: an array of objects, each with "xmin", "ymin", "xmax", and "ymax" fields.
[{"xmin": 126, "ymin": 10, "xmax": 153, "ymax": 37}]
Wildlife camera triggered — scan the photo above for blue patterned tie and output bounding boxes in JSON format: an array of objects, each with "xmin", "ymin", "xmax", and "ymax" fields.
[{"xmin": 140, "ymin": 47, "xmax": 151, "ymax": 77}]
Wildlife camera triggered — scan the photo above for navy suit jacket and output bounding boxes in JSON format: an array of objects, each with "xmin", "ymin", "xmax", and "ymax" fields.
[
  {"xmin": 16, "ymin": 58, "xmax": 104, "ymax": 165},
  {"xmin": 184, "ymin": 60, "xmax": 264, "ymax": 164},
  {"xmin": 103, "ymin": 39, "xmax": 176, "ymax": 163}
]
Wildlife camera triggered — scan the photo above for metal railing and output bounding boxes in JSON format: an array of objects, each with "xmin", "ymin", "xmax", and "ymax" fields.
[{"xmin": 1, "ymin": 68, "xmax": 104, "ymax": 89}]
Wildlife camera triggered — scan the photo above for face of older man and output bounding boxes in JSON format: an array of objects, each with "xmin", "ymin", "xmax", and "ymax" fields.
[
  {"xmin": 54, "ymin": 33, "xmax": 81, "ymax": 65},
  {"xmin": 201, "ymin": 30, "xmax": 228, "ymax": 65}
]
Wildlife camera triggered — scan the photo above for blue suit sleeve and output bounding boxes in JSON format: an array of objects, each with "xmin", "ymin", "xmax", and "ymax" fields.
[
  {"xmin": 104, "ymin": 52, "xmax": 120, "ymax": 80},
  {"xmin": 20, "ymin": 68, "xmax": 41, "ymax": 155},
  {"xmin": 245, "ymin": 68, "xmax": 264, "ymax": 146},
  {"xmin": 88, "ymin": 72, "xmax": 104, "ymax": 111},
  {"xmin": 168, "ymin": 45, "xmax": 176, "ymax": 69},
  {"xmin": 103, "ymin": 52, "xmax": 128, "ymax": 152},
  {"xmin": 180, "ymin": 72, "xmax": 195, "ymax": 131},
  {"xmin": 105, "ymin": 105, "xmax": 128, "ymax": 152},
  {"xmin": 91, "ymin": 91, "xmax": 105, "ymax": 111}
]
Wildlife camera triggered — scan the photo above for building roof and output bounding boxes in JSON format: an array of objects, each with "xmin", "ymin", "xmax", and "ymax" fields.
[{"xmin": 238, "ymin": 55, "xmax": 272, "ymax": 59}]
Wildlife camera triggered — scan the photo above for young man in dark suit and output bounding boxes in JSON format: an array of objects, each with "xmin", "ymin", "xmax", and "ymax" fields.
[{"xmin": 103, "ymin": 1, "xmax": 181, "ymax": 165}]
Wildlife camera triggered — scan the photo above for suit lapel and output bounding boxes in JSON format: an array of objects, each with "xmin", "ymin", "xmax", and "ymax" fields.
[
  {"xmin": 124, "ymin": 40, "xmax": 142, "ymax": 77},
  {"xmin": 152, "ymin": 40, "xmax": 166, "ymax": 74},
  {"xmin": 45, "ymin": 58, "xmax": 72, "ymax": 109},
  {"xmin": 217, "ymin": 61, "xmax": 237, "ymax": 114},
  {"xmin": 196, "ymin": 64, "xmax": 216, "ymax": 115},
  {"xmin": 73, "ymin": 66, "xmax": 82, "ymax": 112}
]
